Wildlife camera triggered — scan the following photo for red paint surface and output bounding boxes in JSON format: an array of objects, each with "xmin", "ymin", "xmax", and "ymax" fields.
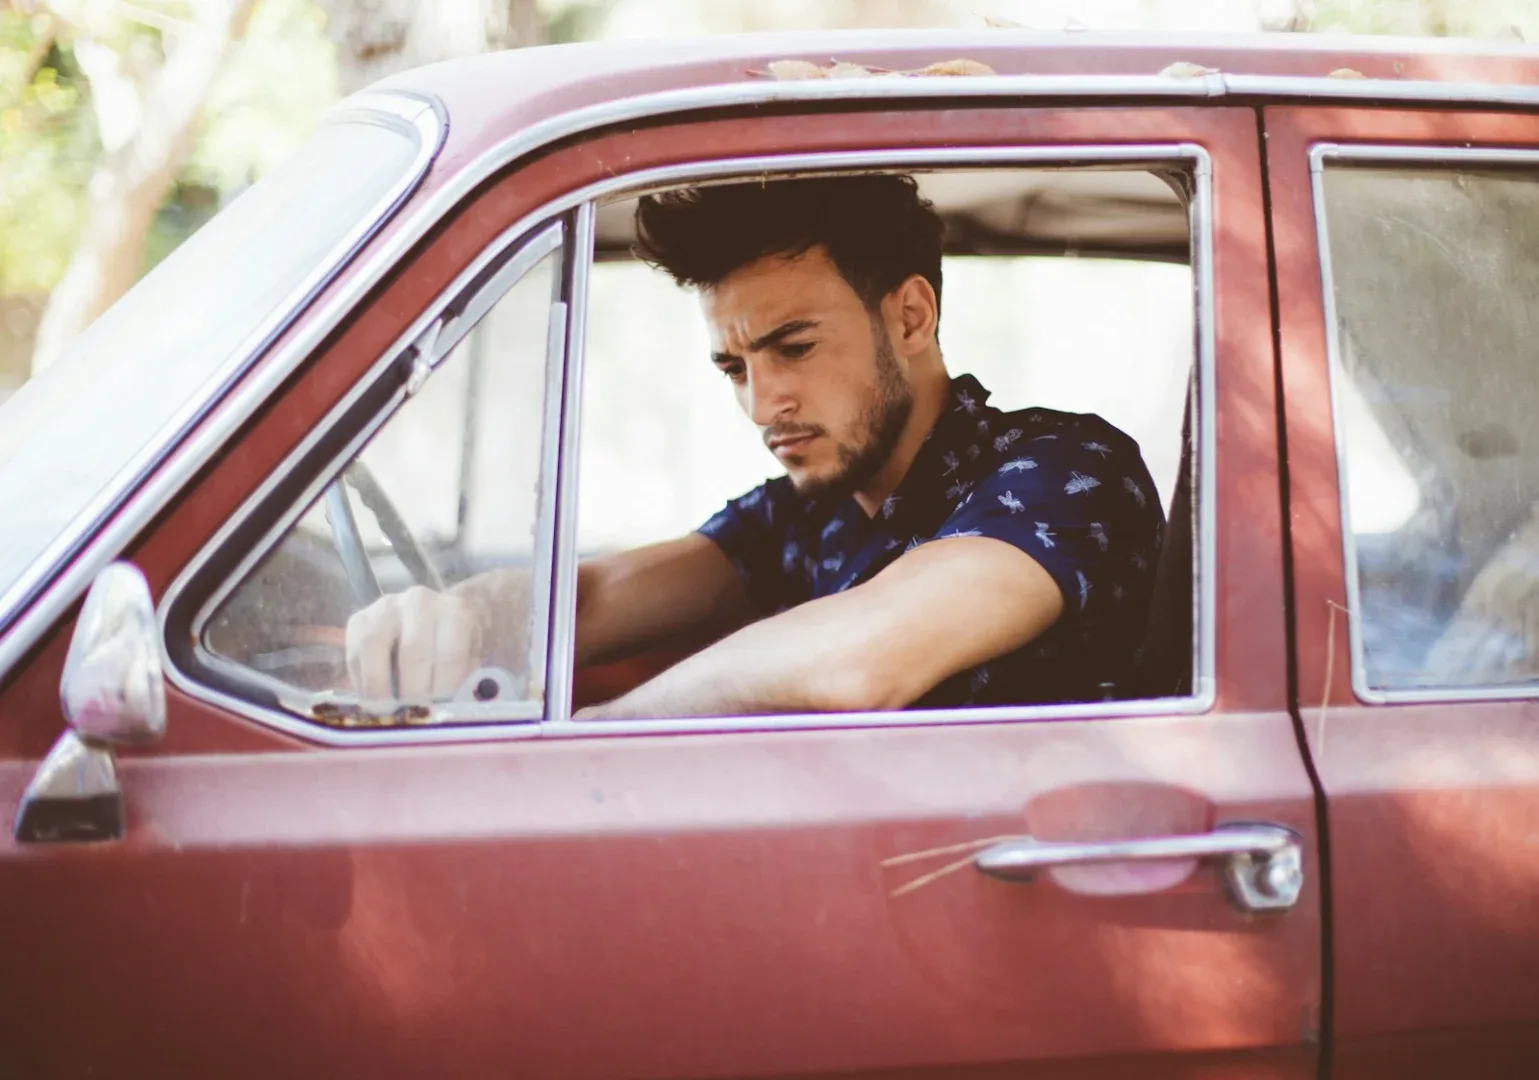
[
  {"xmin": 0, "ymin": 52, "xmax": 1328, "ymax": 1077},
  {"xmin": 1267, "ymin": 104, "xmax": 1539, "ymax": 1079}
]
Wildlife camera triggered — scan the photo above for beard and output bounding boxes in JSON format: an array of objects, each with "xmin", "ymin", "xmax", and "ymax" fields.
[{"xmin": 789, "ymin": 321, "xmax": 913, "ymax": 502}]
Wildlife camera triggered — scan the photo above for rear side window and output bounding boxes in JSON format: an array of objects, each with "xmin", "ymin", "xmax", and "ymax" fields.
[{"xmin": 1319, "ymin": 155, "xmax": 1539, "ymax": 695}]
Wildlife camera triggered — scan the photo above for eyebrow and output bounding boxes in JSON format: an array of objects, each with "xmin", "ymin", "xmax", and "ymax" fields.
[{"xmin": 711, "ymin": 319, "xmax": 820, "ymax": 366}]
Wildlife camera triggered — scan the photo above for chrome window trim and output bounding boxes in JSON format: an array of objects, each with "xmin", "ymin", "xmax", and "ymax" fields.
[
  {"xmin": 1312, "ymin": 142, "xmax": 1539, "ymax": 706},
  {"xmin": 0, "ymin": 90, "xmax": 444, "ymax": 666},
  {"xmin": 543, "ymin": 204, "xmax": 596, "ymax": 722},
  {"xmin": 163, "ymin": 142, "xmax": 1216, "ymax": 745},
  {"xmin": 157, "ymin": 224, "xmax": 565, "ymax": 746},
  {"xmin": 4, "ymin": 67, "xmax": 1340, "ymax": 684}
]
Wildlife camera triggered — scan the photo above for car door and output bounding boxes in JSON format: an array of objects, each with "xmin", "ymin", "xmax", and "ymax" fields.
[
  {"xmin": 0, "ymin": 100, "xmax": 1319, "ymax": 1078},
  {"xmin": 1268, "ymin": 103, "xmax": 1539, "ymax": 1078}
]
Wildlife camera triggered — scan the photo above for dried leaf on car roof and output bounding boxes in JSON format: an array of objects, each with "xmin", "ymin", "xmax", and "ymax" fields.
[
  {"xmin": 763, "ymin": 59, "xmax": 827, "ymax": 80},
  {"xmin": 1327, "ymin": 67, "xmax": 1368, "ymax": 79},
  {"xmin": 915, "ymin": 59, "xmax": 997, "ymax": 76},
  {"xmin": 753, "ymin": 57, "xmax": 996, "ymax": 80},
  {"xmin": 1159, "ymin": 61, "xmax": 1220, "ymax": 79},
  {"xmin": 982, "ymin": 14, "xmax": 1025, "ymax": 28}
]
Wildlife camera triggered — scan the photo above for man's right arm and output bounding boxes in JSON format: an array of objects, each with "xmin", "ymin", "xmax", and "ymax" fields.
[{"xmin": 345, "ymin": 533, "xmax": 754, "ymax": 701}]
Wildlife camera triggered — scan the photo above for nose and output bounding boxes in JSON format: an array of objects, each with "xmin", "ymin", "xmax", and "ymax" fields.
[{"xmin": 743, "ymin": 359, "xmax": 795, "ymax": 428}]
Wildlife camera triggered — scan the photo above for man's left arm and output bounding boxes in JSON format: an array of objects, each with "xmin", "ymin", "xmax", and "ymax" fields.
[{"xmin": 574, "ymin": 536, "xmax": 1064, "ymax": 719}]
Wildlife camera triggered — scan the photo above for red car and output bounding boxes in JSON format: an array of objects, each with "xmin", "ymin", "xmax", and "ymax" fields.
[{"xmin": 2, "ymin": 28, "xmax": 1539, "ymax": 1079}]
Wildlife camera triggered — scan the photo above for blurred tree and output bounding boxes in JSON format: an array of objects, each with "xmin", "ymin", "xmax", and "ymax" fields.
[
  {"xmin": 24, "ymin": 0, "xmax": 259, "ymax": 372},
  {"xmin": 316, "ymin": 0, "xmax": 543, "ymax": 93}
]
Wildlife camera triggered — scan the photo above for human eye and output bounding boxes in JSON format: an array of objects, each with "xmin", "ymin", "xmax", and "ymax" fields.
[
  {"xmin": 719, "ymin": 361, "xmax": 746, "ymax": 383},
  {"xmin": 780, "ymin": 340, "xmax": 815, "ymax": 360}
]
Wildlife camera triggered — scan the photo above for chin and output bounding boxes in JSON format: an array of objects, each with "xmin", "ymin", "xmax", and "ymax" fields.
[{"xmin": 788, "ymin": 466, "xmax": 848, "ymax": 501}]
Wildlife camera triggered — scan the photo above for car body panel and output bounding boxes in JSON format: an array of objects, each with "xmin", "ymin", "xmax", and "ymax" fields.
[
  {"xmin": 1267, "ymin": 104, "xmax": 1539, "ymax": 1078},
  {"xmin": 0, "ymin": 97, "xmax": 1328, "ymax": 1077}
]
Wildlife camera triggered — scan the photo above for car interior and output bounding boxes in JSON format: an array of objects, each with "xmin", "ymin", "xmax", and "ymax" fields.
[{"xmin": 195, "ymin": 164, "xmax": 1203, "ymax": 726}]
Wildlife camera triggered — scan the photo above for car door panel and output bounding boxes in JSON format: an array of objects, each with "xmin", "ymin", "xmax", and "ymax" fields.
[
  {"xmin": 1267, "ymin": 104, "xmax": 1539, "ymax": 1078},
  {"xmin": 1, "ymin": 104, "xmax": 1316, "ymax": 1077}
]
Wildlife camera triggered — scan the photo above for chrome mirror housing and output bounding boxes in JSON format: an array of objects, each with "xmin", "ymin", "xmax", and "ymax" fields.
[
  {"xmin": 13, "ymin": 562, "xmax": 166, "ymax": 843},
  {"xmin": 60, "ymin": 562, "xmax": 166, "ymax": 744}
]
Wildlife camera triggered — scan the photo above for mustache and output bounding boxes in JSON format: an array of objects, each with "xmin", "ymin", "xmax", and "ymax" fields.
[{"xmin": 763, "ymin": 423, "xmax": 826, "ymax": 448}]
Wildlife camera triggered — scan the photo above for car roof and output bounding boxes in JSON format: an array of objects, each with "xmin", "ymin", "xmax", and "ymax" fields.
[{"xmin": 377, "ymin": 28, "xmax": 1539, "ymax": 174}]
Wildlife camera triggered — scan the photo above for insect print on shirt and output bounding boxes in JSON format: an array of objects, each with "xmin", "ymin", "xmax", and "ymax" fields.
[
  {"xmin": 1065, "ymin": 472, "xmax": 1101, "ymax": 495},
  {"xmin": 1000, "ymin": 457, "xmax": 1037, "ymax": 473},
  {"xmin": 997, "ymin": 491, "xmax": 1025, "ymax": 514},
  {"xmin": 1123, "ymin": 476, "xmax": 1147, "ymax": 508},
  {"xmin": 1089, "ymin": 522, "xmax": 1109, "ymax": 551},
  {"xmin": 993, "ymin": 428, "xmax": 1023, "ymax": 452},
  {"xmin": 1035, "ymin": 522, "xmax": 1056, "ymax": 548}
]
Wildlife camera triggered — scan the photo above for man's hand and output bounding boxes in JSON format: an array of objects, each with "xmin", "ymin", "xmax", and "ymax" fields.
[{"xmin": 345, "ymin": 586, "xmax": 487, "ymax": 701}]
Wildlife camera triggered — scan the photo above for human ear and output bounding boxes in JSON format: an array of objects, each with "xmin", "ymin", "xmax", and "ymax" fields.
[{"xmin": 887, "ymin": 274, "xmax": 938, "ymax": 356}]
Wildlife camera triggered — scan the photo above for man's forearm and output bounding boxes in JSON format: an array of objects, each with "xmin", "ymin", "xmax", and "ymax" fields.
[{"xmin": 574, "ymin": 596, "xmax": 876, "ymax": 720}]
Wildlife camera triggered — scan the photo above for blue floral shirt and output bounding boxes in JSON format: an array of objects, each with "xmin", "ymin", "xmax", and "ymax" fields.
[{"xmin": 698, "ymin": 374, "xmax": 1164, "ymax": 708}]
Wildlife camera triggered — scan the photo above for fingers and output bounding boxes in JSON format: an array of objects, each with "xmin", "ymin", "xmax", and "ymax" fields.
[
  {"xmin": 346, "ymin": 597, "xmax": 399, "ymax": 699},
  {"xmin": 345, "ymin": 587, "xmax": 483, "ymax": 702}
]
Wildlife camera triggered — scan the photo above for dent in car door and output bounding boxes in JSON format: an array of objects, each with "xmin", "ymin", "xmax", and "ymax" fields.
[{"xmin": 0, "ymin": 103, "xmax": 1319, "ymax": 1079}]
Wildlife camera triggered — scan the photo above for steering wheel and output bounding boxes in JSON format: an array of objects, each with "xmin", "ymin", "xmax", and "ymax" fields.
[{"xmin": 322, "ymin": 462, "xmax": 444, "ymax": 609}]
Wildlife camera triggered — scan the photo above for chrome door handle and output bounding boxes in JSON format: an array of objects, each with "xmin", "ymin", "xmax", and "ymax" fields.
[{"xmin": 974, "ymin": 822, "xmax": 1303, "ymax": 913}]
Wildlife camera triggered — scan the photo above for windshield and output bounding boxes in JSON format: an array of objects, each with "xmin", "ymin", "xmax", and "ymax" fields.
[{"xmin": 0, "ymin": 96, "xmax": 439, "ymax": 630}]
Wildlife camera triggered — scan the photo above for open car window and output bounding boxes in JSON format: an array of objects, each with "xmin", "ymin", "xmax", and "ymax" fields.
[{"xmin": 574, "ymin": 164, "xmax": 1205, "ymax": 716}]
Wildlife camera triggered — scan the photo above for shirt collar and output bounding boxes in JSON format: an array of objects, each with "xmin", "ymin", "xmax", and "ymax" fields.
[{"xmin": 871, "ymin": 374, "xmax": 993, "ymax": 537}]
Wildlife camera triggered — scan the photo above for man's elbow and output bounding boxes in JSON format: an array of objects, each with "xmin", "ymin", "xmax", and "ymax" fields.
[{"xmin": 807, "ymin": 658, "xmax": 912, "ymax": 714}]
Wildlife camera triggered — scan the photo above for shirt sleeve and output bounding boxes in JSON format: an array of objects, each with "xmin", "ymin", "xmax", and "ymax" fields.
[
  {"xmin": 935, "ymin": 439, "xmax": 1163, "ymax": 630},
  {"xmin": 696, "ymin": 478, "xmax": 794, "ymax": 614}
]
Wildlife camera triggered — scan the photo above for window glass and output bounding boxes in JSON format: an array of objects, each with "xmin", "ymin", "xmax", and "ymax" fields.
[
  {"xmin": 0, "ymin": 110, "xmax": 430, "ymax": 625},
  {"xmin": 200, "ymin": 243, "xmax": 560, "ymax": 725},
  {"xmin": 577, "ymin": 167, "xmax": 1199, "ymax": 710},
  {"xmin": 1322, "ymin": 163, "xmax": 1539, "ymax": 691}
]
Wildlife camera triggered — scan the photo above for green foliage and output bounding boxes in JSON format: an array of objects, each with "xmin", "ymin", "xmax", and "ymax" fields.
[
  {"xmin": 0, "ymin": 12, "xmax": 96, "ymax": 294},
  {"xmin": 0, "ymin": 0, "xmax": 339, "ymax": 294}
]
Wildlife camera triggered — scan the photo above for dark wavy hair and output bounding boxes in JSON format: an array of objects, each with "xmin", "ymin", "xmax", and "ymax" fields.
[{"xmin": 632, "ymin": 174, "xmax": 944, "ymax": 321}]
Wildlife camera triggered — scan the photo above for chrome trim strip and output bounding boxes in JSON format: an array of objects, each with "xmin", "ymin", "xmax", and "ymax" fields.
[
  {"xmin": 544, "ymin": 204, "xmax": 596, "ymax": 722},
  {"xmin": 1311, "ymin": 142, "xmax": 1539, "ymax": 708},
  {"xmin": 165, "ymin": 143, "xmax": 1218, "ymax": 744},
  {"xmin": 157, "ymin": 223, "xmax": 563, "ymax": 746},
  {"xmin": 1224, "ymin": 74, "xmax": 1539, "ymax": 109},
  {"xmin": 9, "ymin": 68, "xmax": 1528, "ymax": 683},
  {"xmin": 526, "ymin": 299, "xmax": 570, "ymax": 703},
  {"xmin": 0, "ymin": 89, "xmax": 446, "ymax": 679},
  {"xmin": 1190, "ymin": 149, "xmax": 1218, "ymax": 704},
  {"xmin": 546, "ymin": 693, "xmax": 1213, "ymax": 739}
]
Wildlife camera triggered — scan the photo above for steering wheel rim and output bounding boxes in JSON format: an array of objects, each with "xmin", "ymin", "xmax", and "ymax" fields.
[{"xmin": 323, "ymin": 463, "xmax": 444, "ymax": 610}]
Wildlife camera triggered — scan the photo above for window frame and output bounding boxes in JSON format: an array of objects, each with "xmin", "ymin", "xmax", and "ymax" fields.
[
  {"xmin": 1312, "ymin": 141, "xmax": 1539, "ymax": 706},
  {"xmin": 162, "ymin": 142, "xmax": 1219, "ymax": 745},
  {"xmin": 159, "ymin": 220, "xmax": 569, "ymax": 743}
]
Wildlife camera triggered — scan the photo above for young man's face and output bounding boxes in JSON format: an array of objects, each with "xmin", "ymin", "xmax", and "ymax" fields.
[{"xmin": 703, "ymin": 244, "xmax": 913, "ymax": 500}]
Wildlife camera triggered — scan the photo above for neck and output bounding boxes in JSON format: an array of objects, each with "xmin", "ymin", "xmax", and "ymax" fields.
[{"xmin": 852, "ymin": 350, "xmax": 950, "ymax": 518}]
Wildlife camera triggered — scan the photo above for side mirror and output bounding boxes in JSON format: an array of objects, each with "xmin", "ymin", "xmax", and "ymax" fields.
[{"xmin": 13, "ymin": 562, "xmax": 166, "ymax": 843}]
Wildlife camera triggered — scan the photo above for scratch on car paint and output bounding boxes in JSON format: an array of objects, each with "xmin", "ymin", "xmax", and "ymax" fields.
[{"xmin": 881, "ymin": 834, "xmax": 1019, "ymax": 898}]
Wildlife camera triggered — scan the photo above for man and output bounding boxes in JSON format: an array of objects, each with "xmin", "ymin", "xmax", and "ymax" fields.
[{"xmin": 346, "ymin": 174, "xmax": 1163, "ymax": 717}]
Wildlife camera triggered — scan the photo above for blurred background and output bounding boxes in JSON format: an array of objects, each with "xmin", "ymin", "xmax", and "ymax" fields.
[{"xmin": 1, "ymin": 0, "xmax": 1535, "ymax": 403}]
